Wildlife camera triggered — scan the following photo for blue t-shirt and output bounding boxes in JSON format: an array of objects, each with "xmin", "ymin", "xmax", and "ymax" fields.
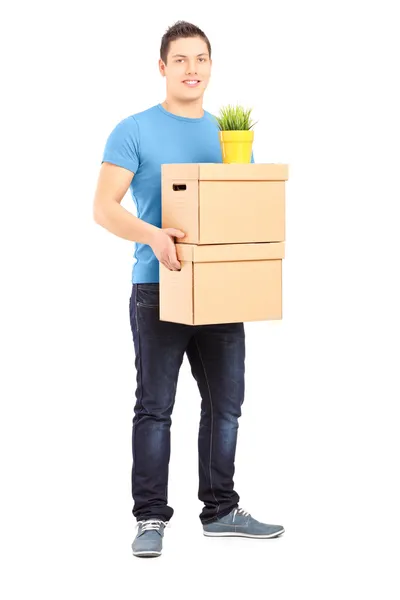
[{"xmin": 101, "ymin": 103, "xmax": 253, "ymax": 283}]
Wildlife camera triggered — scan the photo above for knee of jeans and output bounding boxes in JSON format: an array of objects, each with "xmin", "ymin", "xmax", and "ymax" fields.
[
  {"xmin": 202, "ymin": 403, "xmax": 242, "ymax": 424},
  {"xmin": 137, "ymin": 389, "xmax": 176, "ymax": 420},
  {"xmin": 221, "ymin": 408, "xmax": 242, "ymax": 424}
]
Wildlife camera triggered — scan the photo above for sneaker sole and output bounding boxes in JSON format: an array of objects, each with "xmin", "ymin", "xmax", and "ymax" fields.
[
  {"xmin": 203, "ymin": 528, "xmax": 285, "ymax": 539},
  {"xmin": 132, "ymin": 550, "xmax": 162, "ymax": 557}
]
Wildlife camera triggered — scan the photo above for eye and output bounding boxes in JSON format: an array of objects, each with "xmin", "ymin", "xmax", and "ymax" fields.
[{"xmin": 198, "ymin": 58, "xmax": 206, "ymax": 62}]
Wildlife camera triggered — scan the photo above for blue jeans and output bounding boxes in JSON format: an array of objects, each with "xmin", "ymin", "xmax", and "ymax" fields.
[{"xmin": 129, "ymin": 283, "xmax": 245, "ymax": 525}]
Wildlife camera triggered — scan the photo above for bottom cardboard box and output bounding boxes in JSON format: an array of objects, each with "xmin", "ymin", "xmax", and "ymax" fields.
[{"xmin": 160, "ymin": 242, "xmax": 285, "ymax": 325}]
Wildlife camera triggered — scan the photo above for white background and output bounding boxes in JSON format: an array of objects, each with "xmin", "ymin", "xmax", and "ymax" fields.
[{"xmin": 1, "ymin": 0, "xmax": 400, "ymax": 597}]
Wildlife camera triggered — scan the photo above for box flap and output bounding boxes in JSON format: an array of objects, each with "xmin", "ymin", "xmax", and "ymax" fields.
[
  {"xmin": 176, "ymin": 244, "xmax": 195, "ymax": 262},
  {"xmin": 176, "ymin": 242, "xmax": 285, "ymax": 263},
  {"xmin": 159, "ymin": 262, "xmax": 194, "ymax": 325},
  {"xmin": 198, "ymin": 164, "xmax": 288, "ymax": 181},
  {"xmin": 162, "ymin": 163, "xmax": 289, "ymax": 181},
  {"xmin": 161, "ymin": 164, "xmax": 200, "ymax": 181}
]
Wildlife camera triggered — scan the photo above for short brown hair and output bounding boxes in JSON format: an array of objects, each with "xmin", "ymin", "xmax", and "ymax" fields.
[{"xmin": 160, "ymin": 21, "xmax": 211, "ymax": 64}]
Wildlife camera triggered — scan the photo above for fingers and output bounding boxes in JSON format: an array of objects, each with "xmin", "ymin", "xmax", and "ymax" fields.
[
  {"xmin": 162, "ymin": 260, "xmax": 181, "ymax": 271},
  {"xmin": 165, "ymin": 228, "xmax": 186, "ymax": 239},
  {"xmin": 160, "ymin": 252, "xmax": 181, "ymax": 271},
  {"xmin": 169, "ymin": 245, "xmax": 181, "ymax": 270},
  {"xmin": 168, "ymin": 254, "xmax": 181, "ymax": 271},
  {"xmin": 158, "ymin": 229, "xmax": 184, "ymax": 270}
]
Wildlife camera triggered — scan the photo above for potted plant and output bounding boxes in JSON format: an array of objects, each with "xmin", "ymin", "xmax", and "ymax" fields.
[{"xmin": 215, "ymin": 104, "xmax": 257, "ymax": 164}]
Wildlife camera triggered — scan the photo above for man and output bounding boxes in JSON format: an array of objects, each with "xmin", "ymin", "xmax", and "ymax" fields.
[{"xmin": 93, "ymin": 20, "xmax": 285, "ymax": 558}]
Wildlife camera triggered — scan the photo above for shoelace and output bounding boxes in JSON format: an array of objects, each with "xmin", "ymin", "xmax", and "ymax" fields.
[
  {"xmin": 232, "ymin": 507, "xmax": 250, "ymax": 522},
  {"xmin": 137, "ymin": 519, "xmax": 169, "ymax": 532}
]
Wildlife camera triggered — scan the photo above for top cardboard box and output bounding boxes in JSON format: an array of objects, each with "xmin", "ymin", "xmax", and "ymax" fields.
[{"xmin": 162, "ymin": 163, "xmax": 288, "ymax": 245}]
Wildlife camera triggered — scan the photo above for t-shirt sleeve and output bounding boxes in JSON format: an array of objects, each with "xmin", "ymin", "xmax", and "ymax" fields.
[{"xmin": 101, "ymin": 116, "xmax": 140, "ymax": 173}]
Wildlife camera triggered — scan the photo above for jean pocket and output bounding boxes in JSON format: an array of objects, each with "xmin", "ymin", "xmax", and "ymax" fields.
[{"xmin": 136, "ymin": 284, "xmax": 159, "ymax": 308}]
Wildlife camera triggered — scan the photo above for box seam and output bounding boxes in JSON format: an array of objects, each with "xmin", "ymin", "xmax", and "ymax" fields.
[{"xmin": 192, "ymin": 264, "xmax": 195, "ymax": 325}]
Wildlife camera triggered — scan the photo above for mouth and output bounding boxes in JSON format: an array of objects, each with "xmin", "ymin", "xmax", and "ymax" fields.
[{"xmin": 182, "ymin": 80, "xmax": 201, "ymax": 87}]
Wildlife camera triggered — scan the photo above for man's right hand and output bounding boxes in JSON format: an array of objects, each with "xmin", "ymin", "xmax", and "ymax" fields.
[{"xmin": 150, "ymin": 228, "xmax": 186, "ymax": 271}]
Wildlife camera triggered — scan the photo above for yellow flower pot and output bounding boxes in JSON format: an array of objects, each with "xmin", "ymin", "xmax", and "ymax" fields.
[{"xmin": 219, "ymin": 130, "xmax": 254, "ymax": 164}]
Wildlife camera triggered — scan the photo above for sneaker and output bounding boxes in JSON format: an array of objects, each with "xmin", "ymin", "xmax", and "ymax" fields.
[
  {"xmin": 203, "ymin": 507, "xmax": 285, "ymax": 539},
  {"xmin": 131, "ymin": 519, "xmax": 169, "ymax": 558}
]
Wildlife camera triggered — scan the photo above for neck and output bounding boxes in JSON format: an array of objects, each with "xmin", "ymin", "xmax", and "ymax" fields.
[{"xmin": 161, "ymin": 97, "xmax": 204, "ymax": 119}]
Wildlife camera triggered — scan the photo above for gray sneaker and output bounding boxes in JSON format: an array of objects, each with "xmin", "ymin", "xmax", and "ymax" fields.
[
  {"xmin": 131, "ymin": 519, "xmax": 168, "ymax": 558},
  {"xmin": 203, "ymin": 507, "xmax": 285, "ymax": 539}
]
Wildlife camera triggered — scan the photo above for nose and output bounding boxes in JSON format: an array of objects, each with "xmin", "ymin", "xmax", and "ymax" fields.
[{"xmin": 186, "ymin": 60, "xmax": 197, "ymax": 75}]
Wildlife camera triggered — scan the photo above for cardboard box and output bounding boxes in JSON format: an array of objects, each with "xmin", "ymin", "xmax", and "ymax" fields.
[
  {"xmin": 160, "ymin": 242, "xmax": 285, "ymax": 325},
  {"xmin": 162, "ymin": 163, "xmax": 288, "ymax": 245}
]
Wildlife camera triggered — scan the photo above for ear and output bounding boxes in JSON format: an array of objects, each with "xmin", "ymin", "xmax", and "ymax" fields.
[{"xmin": 159, "ymin": 58, "xmax": 166, "ymax": 76}]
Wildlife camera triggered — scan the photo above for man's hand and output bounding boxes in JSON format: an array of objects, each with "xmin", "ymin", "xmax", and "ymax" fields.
[{"xmin": 150, "ymin": 228, "xmax": 186, "ymax": 271}]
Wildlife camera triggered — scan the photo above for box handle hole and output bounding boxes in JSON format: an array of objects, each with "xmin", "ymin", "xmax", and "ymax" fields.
[{"xmin": 172, "ymin": 184, "xmax": 187, "ymax": 191}]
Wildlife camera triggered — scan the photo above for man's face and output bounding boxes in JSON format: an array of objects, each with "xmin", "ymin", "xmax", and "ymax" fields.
[{"xmin": 159, "ymin": 36, "xmax": 212, "ymax": 102}]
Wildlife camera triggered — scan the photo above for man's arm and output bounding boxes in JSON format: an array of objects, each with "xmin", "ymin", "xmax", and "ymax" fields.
[
  {"xmin": 93, "ymin": 162, "xmax": 158, "ymax": 244},
  {"xmin": 93, "ymin": 162, "xmax": 184, "ymax": 270}
]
